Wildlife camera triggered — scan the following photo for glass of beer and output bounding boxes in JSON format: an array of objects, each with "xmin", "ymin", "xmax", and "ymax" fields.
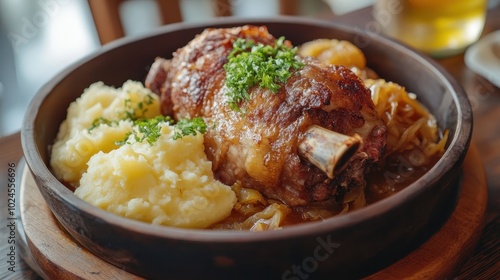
[{"xmin": 374, "ymin": 0, "xmax": 488, "ymax": 58}]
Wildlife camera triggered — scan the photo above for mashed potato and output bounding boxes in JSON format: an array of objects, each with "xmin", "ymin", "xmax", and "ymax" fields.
[
  {"xmin": 50, "ymin": 80, "xmax": 161, "ymax": 187},
  {"xmin": 75, "ymin": 123, "xmax": 236, "ymax": 228},
  {"xmin": 51, "ymin": 80, "xmax": 236, "ymax": 229}
]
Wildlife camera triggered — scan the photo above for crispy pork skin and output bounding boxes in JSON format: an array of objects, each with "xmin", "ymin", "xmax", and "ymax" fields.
[{"xmin": 146, "ymin": 26, "xmax": 387, "ymax": 206}]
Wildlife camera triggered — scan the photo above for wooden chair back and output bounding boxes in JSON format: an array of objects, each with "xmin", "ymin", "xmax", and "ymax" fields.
[{"xmin": 88, "ymin": 0, "xmax": 299, "ymax": 44}]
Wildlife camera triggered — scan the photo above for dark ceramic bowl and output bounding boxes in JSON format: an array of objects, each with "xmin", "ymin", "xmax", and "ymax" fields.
[{"xmin": 21, "ymin": 17, "xmax": 472, "ymax": 279}]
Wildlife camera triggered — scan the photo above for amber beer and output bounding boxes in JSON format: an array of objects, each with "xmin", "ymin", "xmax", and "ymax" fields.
[{"xmin": 374, "ymin": 0, "xmax": 488, "ymax": 57}]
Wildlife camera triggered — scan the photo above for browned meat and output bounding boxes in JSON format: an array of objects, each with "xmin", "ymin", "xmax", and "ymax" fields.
[{"xmin": 146, "ymin": 25, "xmax": 387, "ymax": 206}]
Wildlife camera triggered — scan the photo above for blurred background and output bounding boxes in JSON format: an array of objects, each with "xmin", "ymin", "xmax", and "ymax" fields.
[{"xmin": 0, "ymin": 0, "xmax": 498, "ymax": 136}]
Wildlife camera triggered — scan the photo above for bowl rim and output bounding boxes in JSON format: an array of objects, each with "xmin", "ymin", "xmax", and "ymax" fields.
[{"xmin": 21, "ymin": 16, "xmax": 472, "ymax": 243}]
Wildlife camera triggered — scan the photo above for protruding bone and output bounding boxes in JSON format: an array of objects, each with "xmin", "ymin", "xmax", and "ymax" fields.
[{"xmin": 298, "ymin": 125, "xmax": 362, "ymax": 179}]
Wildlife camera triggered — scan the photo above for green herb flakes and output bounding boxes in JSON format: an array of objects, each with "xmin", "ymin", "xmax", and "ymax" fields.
[
  {"xmin": 88, "ymin": 94, "xmax": 156, "ymax": 133},
  {"xmin": 88, "ymin": 117, "xmax": 117, "ymax": 132},
  {"xmin": 120, "ymin": 94, "xmax": 155, "ymax": 121},
  {"xmin": 173, "ymin": 117, "xmax": 207, "ymax": 140},
  {"xmin": 116, "ymin": 116, "xmax": 173, "ymax": 146},
  {"xmin": 223, "ymin": 36, "xmax": 304, "ymax": 111},
  {"xmin": 116, "ymin": 116, "xmax": 207, "ymax": 146}
]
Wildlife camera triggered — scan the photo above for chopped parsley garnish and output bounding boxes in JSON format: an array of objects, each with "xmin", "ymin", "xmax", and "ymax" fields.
[
  {"xmin": 88, "ymin": 117, "xmax": 117, "ymax": 132},
  {"xmin": 116, "ymin": 116, "xmax": 207, "ymax": 146},
  {"xmin": 88, "ymin": 94, "xmax": 156, "ymax": 133},
  {"xmin": 130, "ymin": 116, "xmax": 174, "ymax": 145},
  {"xmin": 173, "ymin": 117, "xmax": 207, "ymax": 140},
  {"xmin": 120, "ymin": 94, "xmax": 155, "ymax": 121},
  {"xmin": 223, "ymin": 36, "xmax": 304, "ymax": 111}
]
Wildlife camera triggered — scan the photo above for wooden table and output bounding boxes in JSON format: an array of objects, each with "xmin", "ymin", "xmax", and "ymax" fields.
[{"xmin": 1, "ymin": 5, "xmax": 499, "ymax": 280}]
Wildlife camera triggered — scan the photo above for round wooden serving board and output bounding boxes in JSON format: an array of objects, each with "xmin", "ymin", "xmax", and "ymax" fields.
[{"xmin": 20, "ymin": 145, "xmax": 487, "ymax": 279}]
